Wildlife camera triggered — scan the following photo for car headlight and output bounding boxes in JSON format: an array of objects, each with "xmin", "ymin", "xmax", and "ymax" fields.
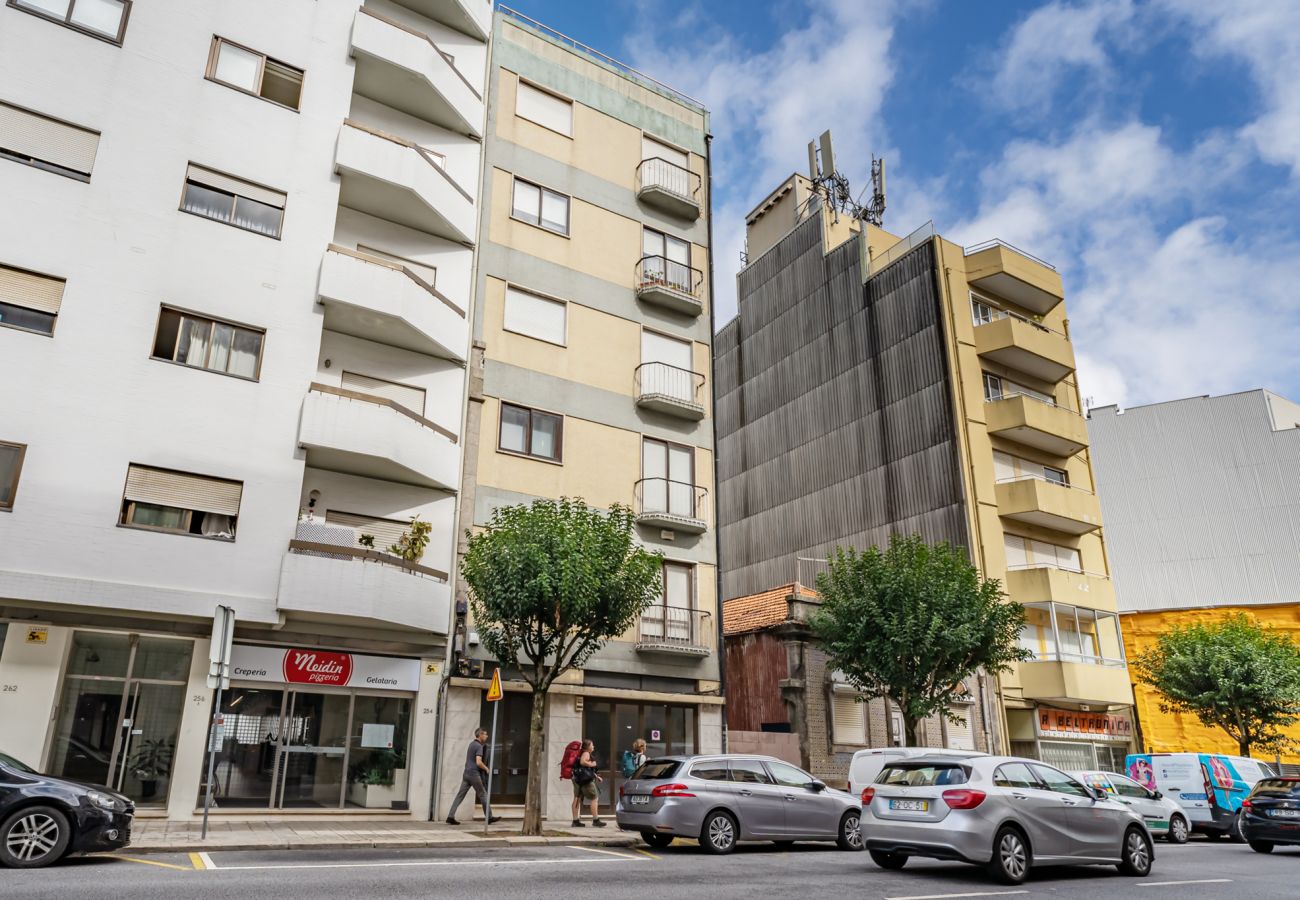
[{"xmin": 87, "ymin": 790, "xmax": 125, "ymax": 812}]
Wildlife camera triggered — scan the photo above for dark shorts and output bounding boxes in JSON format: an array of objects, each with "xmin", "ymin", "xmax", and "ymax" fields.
[{"xmin": 572, "ymin": 778, "xmax": 598, "ymax": 801}]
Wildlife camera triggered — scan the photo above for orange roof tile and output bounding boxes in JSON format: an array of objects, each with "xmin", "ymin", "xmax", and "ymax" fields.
[{"xmin": 722, "ymin": 583, "xmax": 818, "ymax": 635}]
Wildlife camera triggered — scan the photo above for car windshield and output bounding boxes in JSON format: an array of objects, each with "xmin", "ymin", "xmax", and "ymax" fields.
[
  {"xmin": 1253, "ymin": 778, "xmax": 1300, "ymax": 798},
  {"xmin": 879, "ymin": 764, "xmax": 969, "ymax": 786},
  {"xmin": 635, "ymin": 760, "xmax": 681, "ymax": 780},
  {"xmin": 0, "ymin": 751, "xmax": 36, "ymax": 773}
]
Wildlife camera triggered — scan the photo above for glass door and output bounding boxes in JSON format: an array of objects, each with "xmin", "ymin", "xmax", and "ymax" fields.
[
  {"xmin": 204, "ymin": 687, "xmax": 287, "ymax": 808},
  {"xmin": 275, "ymin": 690, "xmax": 352, "ymax": 808}
]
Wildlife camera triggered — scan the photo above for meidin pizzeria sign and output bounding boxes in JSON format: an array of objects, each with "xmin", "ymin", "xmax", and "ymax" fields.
[{"xmin": 229, "ymin": 644, "xmax": 420, "ymax": 692}]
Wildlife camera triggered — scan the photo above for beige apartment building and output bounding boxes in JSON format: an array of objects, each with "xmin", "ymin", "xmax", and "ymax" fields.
[{"xmin": 437, "ymin": 10, "xmax": 721, "ymax": 819}]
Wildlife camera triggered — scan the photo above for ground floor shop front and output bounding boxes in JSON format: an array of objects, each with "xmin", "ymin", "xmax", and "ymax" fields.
[
  {"xmin": 0, "ymin": 620, "xmax": 444, "ymax": 819},
  {"xmin": 1006, "ymin": 703, "xmax": 1136, "ymax": 772}
]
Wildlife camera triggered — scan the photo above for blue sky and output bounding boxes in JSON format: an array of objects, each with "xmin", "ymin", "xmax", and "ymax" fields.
[{"xmin": 505, "ymin": 1, "xmax": 1300, "ymax": 410}]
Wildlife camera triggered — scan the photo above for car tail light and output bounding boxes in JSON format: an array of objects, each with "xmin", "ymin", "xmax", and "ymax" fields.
[
  {"xmin": 619, "ymin": 784, "xmax": 625, "ymax": 798},
  {"xmin": 860, "ymin": 786, "xmax": 875, "ymax": 804},
  {"xmin": 1242, "ymin": 799, "xmax": 1253, "ymax": 811},
  {"xmin": 651, "ymin": 783, "xmax": 695, "ymax": 798},
  {"xmin": 942, "ymin": 789, "xmax": 987, "ymax": 810}
]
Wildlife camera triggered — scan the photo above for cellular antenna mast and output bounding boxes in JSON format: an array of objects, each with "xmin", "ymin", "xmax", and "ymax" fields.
[{"xmin": 805, "ymin": 130, "xmax": 886, "ymax": 227}]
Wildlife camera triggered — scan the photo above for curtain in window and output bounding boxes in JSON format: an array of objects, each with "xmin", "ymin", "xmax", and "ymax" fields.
[
  {"xmin": 200, "ymin": 513, "xmax": 235, "ymax": 539},
  {"xmin": 531, "ymin": 413, "xmax": 559, "ymax": 459},
  {"xmin": 228, "ymin": 330, "xmax": 260, "ymax": 378},
  {"xmin": 231, "ymin": 198, "xmax": 282, "ymax": 237},
  {"xmin": 176, "ymin": 317, "xmax": 210, "ymax": 368},
  {"xmin": 183, "ymin": 183, "xmax": 235, "ymax": 221}
]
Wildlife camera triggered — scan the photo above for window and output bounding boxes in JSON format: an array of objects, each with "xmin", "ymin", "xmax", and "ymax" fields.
[
  {"xmin": 766, "ymin": 760, "xmax": 813, "ymax": 788},
  {"xmin": 1004, "ymin": 534, "xmax": 1081, "ymax": 572},
  {"xmin": 511, "ymin": 177, "xmax": 569, "ymax": 235},
  {"xmin": 642, "ymin": 135, "xmax": 688, "ymax": 169},
  {"xmin": 946, "ymin": 705, "xmax": 975, "ymax": 751},
  {"xmin": 881, "ymin": 765, "xmax": 970, "ymax": 787},
  {"xmin": 1109, "ymin": 775, "xmax": 1152, "ymax": 800},
  {"xmin": 152, "ymin": 307, "xmax": 264, "ymax": 379},
  {"xmin": 1020, "ymin": 602, "xmax": 1125, "ymax": 665},
  {"xmin": 207, "ymin": 37, "xmax": 303, "ymax": 110},
  {"xmin": 0, "ymin": 263, "xmax": 63, "ymax": 336},
  {"xmin": 325, "ymin": 510, "xmax": 420, "ymax": 558},
  {"xmin": 0, "ymin": 441, "xmax": 26, "ymax": 510},
  {"xmin": 635, "ymin": 760, "xmax": 681, "ymax": 780},
  {"xmin": 992, "ymin": 762, "xmax": 1040, "ymax": 789},
  {"xmin": 498, "ymin": 402, "xmax": 562, "ymax": 462},
  {"xmin": 689, "ymin": 762, "xmax": 729, "ymax": 781},
  {"xmin": 832, "ymin": 691, "xmax": 867, "ymax": 745},
  {"xmin": 641, "ymin": 438, "xmax": 696, "ymax": 518},
  {"xmin": 971, "ymin": 297, "xmax": 996, "ymax": 325},
  {"xmin": 119, "ymin": 464, "xmax": 242, "ymax": 540},
  {"xmin": 0, "ymin": 100, "xmax": 99, "ymax": 181},
  {"xmin": 641, "ymin": 227, "xmax": 692, "ymax": 293},
  {"xmin": 515, "ymin": 81, "xmax": 571, "ymax": 136},
  {"xmin": 993, "ymin": 450, "xmax": 1070, "ymax": 487},
  {"xmin": 727, "ymin": 760, "xmax": 772, "ymax": 784},
  {"xmin": 339, "ymin": 371, "xmax": 426, "ymax": 416},
  {"xmin": 639, "ymin": 330, "xmax": 695, "ymax": 403},
  {"xmin": 982, "ymin": 372, "xmax": 1055, "ymax": 406},
  {"xmin": 643, "ymin": 561, "xmax": 694, "ymax": 641},
  {"xmin": 1030, "ymin": 764, "xmax": 1091, "ymax": 798},
  {"xmin": 181, "ymin": 164, "xmax": 285, "ymax": 238},
  {"xmin": 0, "ymin": 623, "xmax": 7, "ymax": 660},
  {"xmin": 503, "ymin": 286, "xmax": 565, "ymax": 346},
  {"xmin": 9, "ymin": 0, "xmax": 130, "ymax": 44},
  {"xmin": 640, "ymin": 136, "xmax": 692, "ymax": 198}
]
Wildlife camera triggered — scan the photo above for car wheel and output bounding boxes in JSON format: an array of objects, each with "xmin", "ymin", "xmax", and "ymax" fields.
[
  {"xmin": 1117, "ymin": 827, "xmax": 1153, "ymax": 877},
  {"xmin": 987, "ymin": 826, "xmax": 1031, "ymax": 885},
  {"xmin": 700, "ymin": 811, "xmax": 737, "ymax": 855},
  {"xmin": 869, "ymin": 849, "xmax": 907, "ymax": 870},
  {"xmin": 641, "ymin": 831, "xmax": 673, "ymax": 849},
  {"xmin": 1166, "ymin": 814, "xmax": 1189, "ymax": 844},
  {"xmin": 1250, "ymin": 840, "xmax": 1274, "ymax": 854},
  {"xmin": 837, "ymin": 811, "xmax": 864, "ymax": 851},
  {"xmin": 1229, "ymin": 812, "xmax": 1247, "ymax": 844},
  {"xmin": 0, "ymin": 806, "xmax": 71, "ymax": 869}
]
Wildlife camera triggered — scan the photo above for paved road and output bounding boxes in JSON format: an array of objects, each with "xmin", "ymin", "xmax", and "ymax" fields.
[{"xmin": 4, "ymin": 836, "xmax": 1296, "ymax": 898}]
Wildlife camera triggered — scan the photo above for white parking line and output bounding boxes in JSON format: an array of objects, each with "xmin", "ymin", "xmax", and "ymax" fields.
[
  {"xmin": 203, "ymin": 855, "xmax": 648, "ymax": 872},
  {"xmin": 885, "ymin": 891, "xmax": 1029, "ymax": 900},
  {"xmin": 198, "ymin": 852, "xmax": 217, "ymax": 871},
  {"xmin": 1138, "ymin": 879, "xmax": 1233, "ymax": 887}
]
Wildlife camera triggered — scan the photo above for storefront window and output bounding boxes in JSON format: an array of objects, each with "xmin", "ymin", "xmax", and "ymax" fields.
[
  {"xmin": 0, "ymin": 623, "xmax": 8, "ymax": 661},
  {"xmin": 583, "ymin": 700, "xmax": 698, "ymax": 809},
  {"xmin": 347, "ymin": 694, "xmax": 412, "ymax": 810}
]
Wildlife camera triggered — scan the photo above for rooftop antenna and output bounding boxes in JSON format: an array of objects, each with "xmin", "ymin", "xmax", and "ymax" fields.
[{"xmin": 805, "ymin": 129, "xmax": 886, "ymax": 227}]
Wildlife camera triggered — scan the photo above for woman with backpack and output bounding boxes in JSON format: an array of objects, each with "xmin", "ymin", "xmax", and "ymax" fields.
[
  {"xmin": 620, "ymin": 738, "xmax": 647, "ymax": 779},
  {"xmin": 569, "ymin": 739, "xmax": 604, "ymax": 827}
]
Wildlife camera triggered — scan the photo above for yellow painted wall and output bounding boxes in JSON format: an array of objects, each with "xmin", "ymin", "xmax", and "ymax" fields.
[{"xmin": 1123, "ymin": 605, "xmax": 1300, "ymax": 764}]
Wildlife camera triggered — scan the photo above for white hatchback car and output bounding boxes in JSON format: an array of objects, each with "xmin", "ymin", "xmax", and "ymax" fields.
[{"xmin": 1074, "ymin": 771, "xmax": 1190, "ymax": 843}]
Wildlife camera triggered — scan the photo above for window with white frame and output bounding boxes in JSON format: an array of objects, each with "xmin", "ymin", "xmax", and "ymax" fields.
[
  {"xmin": 639, "ymin": 330, "xmax": 695, "ymax": 403},
  {"xmin": 641, "ymin": 227, "xmax": 692, "ymax": 293},
  {"xmin": 9, "ymin": 0, "xmax": 130, "ymax": 44},
  {"xmin": 182, "ymin": 164, "xmax": 285, "ymax": 238},
  {"xmin": 503, "ymin": 286, "xmax": 565, "ymax": 346},
  {"xmin": 515, "ymin": 81, "xmax": 572, "ymax": 136},
  {"xmin": 1019, "ymin": 602, "xmax": 1125, "ymax": 665},
  {"xmin": 641, "ymin": 438, "xmax": 696, "ymax": 519},
  {"xmin": 832, "ymin": 689, "xmax": 868, "ymax": 745},
  {"xmin": 946, "ymin": 705, "xmax": 975, "ymax": 750},
  {"xmin": 993, "ymin": 450, "xmax": 1069, "ymax": 487},
  {"xmin": 1003, "ymin": 534, "xmax": 1081, "ymax": 573},
  {"xmin": 207, "ymin": 37, "xmax": 304, "ymax": 110},
  {"xmin": 511, "ymin": 177, "xmax": 569, "ymax": 235},
  {"xmin": 152, "ymin": 307, "xmax": 264, "ymax": 380},
  {"xmin": 982, "ymin": 372, "xmax": 1056, "ymax": 406},
  {"xmin": 640, "ymin": 135, "xmax": 691, "ymax": 197}
]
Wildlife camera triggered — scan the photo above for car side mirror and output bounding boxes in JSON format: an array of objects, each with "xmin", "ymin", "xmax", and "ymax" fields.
[
  {"xmin": 810, "ymin": 780, "xmax": 827, "ymax": 792},
  {"xmin": 1152, "ymin": 790, "xmax": 1163, "ymax": 800},
  {"xmin": 1091, "ymin": 786, "xmax": 1109, "ymax": 802}
]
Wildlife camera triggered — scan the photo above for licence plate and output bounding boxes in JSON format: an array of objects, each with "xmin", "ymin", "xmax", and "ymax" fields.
[
  {"xmin": 629, "ymin": 795, "xmax": 651, "ymax": 805},
  {"xmin": 890, "ymin": 799, "xmax": 929, "ymax": 812},
  {"xmin": 1269, "ymin": 809, "xmax": 1300, "ymax": 818}
]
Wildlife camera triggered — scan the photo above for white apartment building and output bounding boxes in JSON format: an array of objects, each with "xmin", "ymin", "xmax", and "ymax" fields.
[{"xmin": 0, "ymin": 0, "xmax": 489, "ymax": 820}]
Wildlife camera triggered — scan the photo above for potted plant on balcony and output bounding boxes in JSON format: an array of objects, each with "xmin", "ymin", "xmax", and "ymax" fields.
[{"xmin": 389, "ymin": 517, "xmax": 431, "ymax": 563}]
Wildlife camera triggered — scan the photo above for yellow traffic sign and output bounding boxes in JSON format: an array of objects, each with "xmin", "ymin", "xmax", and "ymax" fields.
[{"xmin": 486, "ymin": 667, "xmax": 503, "ymax": 702}]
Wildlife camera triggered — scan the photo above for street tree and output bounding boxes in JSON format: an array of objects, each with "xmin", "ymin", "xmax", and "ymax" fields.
[
  {"xmin": 809, "ymin": 533, "xmax": 1031, "ymax": 746},
  {"xmin": 1133, "ymin": 613, "xmax": 1300, "ymax": 757},
  {"xmin": 461, "ymin": 497, "xmax": 663, "ymax": 834}
]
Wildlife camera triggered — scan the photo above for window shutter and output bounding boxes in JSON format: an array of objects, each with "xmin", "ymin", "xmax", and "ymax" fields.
[
  {"xmin": 641, "ymin": 330, "xmax": 692, "ymax": 369},
  {"xmin": 0, "ymin": 264, "xmax": 65, "ymax": 314},
  {"xmin": 124, "ymin": 465, "xmax": 242, "ymax": 516},
  {"xmin": 642, "ymin": 136, "xmax": 688, "ymax": 169},
  {"xmin": 516, "ymin": 81, "xmax": 572, "ymax": 136},
  {"xmin": 325, "ymin": 510, "xmax": 417, "ymax": 557},
  {"xmin": 946, "ymin": 705, "xmax": 975, "ymax": 750},
  {"xmin": 504, "ymin": 287, "xmax": 566, "ymax": 345},
  {"xmin": 186, "ymin": 164, "xmax": 285, "ymax": 208},
  {"xmin": 340, "ymin": 371, "xmax": 427, "ymax": 416},
  {"xmin": 0, "ymin": 101, "xmax": 99, "ymax": 175},
  {"xmin": 832, "ymin": 692, "xmax": 866, "ymax": 745}
]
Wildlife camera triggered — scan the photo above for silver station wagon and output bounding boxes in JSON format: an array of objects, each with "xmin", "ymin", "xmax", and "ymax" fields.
[
  {"xmin": 861, "ymin": 755, "xmax": 1155, "ymax": 884},
  {"xmin": 615, "ymin": 754, "xmax": 863, "ymax": 854}
]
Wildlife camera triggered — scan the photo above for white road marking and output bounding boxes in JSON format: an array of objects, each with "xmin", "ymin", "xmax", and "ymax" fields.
[
  {"xmin": 885, "ymin": 892, "xmax": 1029, "ymax": 900},
  {"xmin": 1138, "ymin": 879, "xmax": 1233, "ymax": 887},
  {"xmin": 198, "ymin": 852, "xmax": 217, "ymax": 871},
  {"xmin": 204, "ymin": 855, "xmax": 648, "ymax": 872},
  {"xmin": 566, "ymin": 845, "xmax": 642, "ymax": 860}
]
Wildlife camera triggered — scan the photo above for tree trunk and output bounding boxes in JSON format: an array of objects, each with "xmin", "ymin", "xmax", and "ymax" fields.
[
  {"xmin": 1240, "ymin": 738, "xmax": 1252, "ymax": 758},
  {"xmin": 904, "ymin": 716, "xmax": 921, "ymax": 747},
  {"xmin": 522, "ymin": 688, "xmax": 548, "ymax": 836}
]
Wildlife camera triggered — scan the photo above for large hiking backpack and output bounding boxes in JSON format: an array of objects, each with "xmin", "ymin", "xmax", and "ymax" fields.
[
  {"xmin": 560, "ymin": 741, "xmax": 582, "ymax": 780},
  {"xmin": 619, "ymin": 750, "xmax": 639, "ymax": 778}
]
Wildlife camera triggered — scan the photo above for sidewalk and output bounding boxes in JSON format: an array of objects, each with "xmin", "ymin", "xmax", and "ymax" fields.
[{"xmin": 126, "ymin": 817, "xmax": 641, "ymax": 854}]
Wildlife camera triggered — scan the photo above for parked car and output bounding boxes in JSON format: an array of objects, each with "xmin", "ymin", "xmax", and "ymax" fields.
[
  {"xmin": 860, "ymin": 755, "xmax": 1153, "ymax": 885},
  {"xmin": 1126, "ymin": 752, "xmax": 1275, "ymax": 841},
  {"xmin": 847, "ymin": 746, "xmax": 986, "ymax": 797},
  {"xmin": 614, "ymin": 754, "xmax": 862, "ymax": 854},
  {"xmin": 1074, "ymin": 770, "xmax": 1190, "ymax": 843},
  {"xmin": 0, "ymin": 750, "xmax": 134, "ymax": 869},
  {"xmin": 1241, "ymin": 776, "xmax": 1300, "ymax": 854}
]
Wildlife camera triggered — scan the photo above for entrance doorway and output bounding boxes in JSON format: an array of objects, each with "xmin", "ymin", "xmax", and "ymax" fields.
[
  {"xmin": 582, "ymin": 700, "xmax": 697, "ymax": 809},
  {"xmin": 48, "ymin": 632, "xmax": 193, "ymax": 808}
]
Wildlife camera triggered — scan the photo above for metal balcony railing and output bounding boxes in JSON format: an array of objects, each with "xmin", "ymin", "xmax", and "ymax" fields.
[
  {"xmin": 634, "ymin": 362, "xmax": 705, "ymax": 407},
  {"xmin": 985, "ymin": 389, "xmax": 1080, "ymax": 415},
  {"xmin": 635, "ymin": 477, "xmax": 707, "ymax": 522},
  {"xmin": 636, "ymin": 157, "xmax": 701, "ymax": 204},
  {"xmin": 971, "ymin": 293, "xmax": 1068, "ymax": 338},
  {"xmin": 637, "ymin": 606, "xmax": 712, "ymax": 651},
  {"xmin": 963, "ymin": 238, "xmax": 1057, "ymax": 271},
  {"xmin": 636, "ymin": 255, "xmax": 703, "ymax": 298}
]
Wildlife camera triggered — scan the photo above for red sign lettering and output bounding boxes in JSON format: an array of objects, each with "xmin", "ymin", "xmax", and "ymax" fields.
[{"xmin": 282, "ymin": 650, "xmax": 353, "ymax": 686}]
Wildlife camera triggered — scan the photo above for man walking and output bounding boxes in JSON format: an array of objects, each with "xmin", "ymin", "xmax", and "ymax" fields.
[
  {"xmin": 447, "ymin": 727, "xmax": 501, "ymax": 825},
  {"xmin": 570, "ymin": 739, "xmax": 606, "ymax": 828}
]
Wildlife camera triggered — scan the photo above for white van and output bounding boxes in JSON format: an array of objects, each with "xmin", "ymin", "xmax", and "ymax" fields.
[
  {"xmin": 1126, "ymin": 752, "xmax": 1276, "ymax": 840},
  {"xmin": 847, "ymin": 747, "xmax": 985, "ymax": 797}
]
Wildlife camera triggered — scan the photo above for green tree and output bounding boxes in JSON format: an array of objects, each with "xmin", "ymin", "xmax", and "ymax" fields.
[
  {"xmin": 1133, "ymin": 613, "xmax": 1300, "ymax": 757},
  {"xmin": 810, "ymin": 534, "xmax": 1030, "ymax": 746},
  {"xmin": 461, "ymin": 498, "xmax": 663, "ymax": 835}
]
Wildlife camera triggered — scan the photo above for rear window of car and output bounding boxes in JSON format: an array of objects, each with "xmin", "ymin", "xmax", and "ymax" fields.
[
  {"xmin": 879, "ymin": 764, "xmax": 969, "ymax": 786},
  {"xmin": 1253, "ymin": 778, "xmax": 1300, "ymax": 798},
  {"xmin": 635, "ymin": 760, "xmax": 681, "ymax": 780}
]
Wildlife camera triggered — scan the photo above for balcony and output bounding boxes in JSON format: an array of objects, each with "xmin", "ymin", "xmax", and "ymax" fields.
[
  {"xmin": 1017, "ymin": 601, "xmax": 1131, "ymax": 704},
  {"xmin": 1005, "ymin": 566, "xmax": 1117, "ymax": 613},
  {"xmin": 635, "ymin": 607, "xmax": 712, "ymax": 657},
  {"xmin": 1018, "ymin": 660, "xmax": 1133, "ymax": 705},
  {"xmin": 636, "ymin": 157, "xmax": 701, "ymax": 220},
  {"xmin": 298, "ymin": 384, "xmax": 460, "ymax": 491},
  {"xmin": 995, "ymin": 476, "xmax": 1102, "ymax": 535},
  {"xmin": 985, "ymin": 392, "xmax": 1088, "ymax": 456},
  {"xmin": 319, "ymin": 245, "xmax": 467, "ymax": 361},
  {"xmin": 635, "ymin": 362, "xmax": 706, "ymax": 420},
  {"xmin": 964, "ymin": 240, "xmax": 1064, "ymax": 315},
  {"xmin": 278, "ymin": 524, "xmax": 451, "ymax": 633},
  {"xmin": 635, "ymin": 478, "xmax": 708, "ymax": 534},
  {"xmin": 391, "ymin": 0, "xmax": 491, "ymax": 40},
  {"xmin": 975, "ymin": 314, "xmax": 1075, "ymax": 383},
  {"xmin": 350, "ymin": 8, "xmax": 483, "ymax": 137},
  {"xmin": 336, "ymin": 121, "xmax": 476, "ymax": 244},
  {"xmin": 636, "ymin": 255, "xmax": 704, "ymax": 317}
]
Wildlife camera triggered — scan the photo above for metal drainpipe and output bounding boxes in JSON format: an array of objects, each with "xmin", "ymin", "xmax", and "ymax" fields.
[{"xmin": 704, "ymin": 131, "xmax": 726, "ymax": 752}]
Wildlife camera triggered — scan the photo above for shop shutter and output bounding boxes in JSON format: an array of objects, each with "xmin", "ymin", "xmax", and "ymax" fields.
[
  {"xmin": 340, "ymin": 371, "xmax": 426, "ymax": 416},
  {"xmin": 0, "ymin": 264, "xmax": 65, "ymax": 314},
  {"xmin": 832, "ymin": 691, "xmax": 866, "ymax": 745},
  {"xmin": 946, "ymin": 705, "xmax": 975, "ymax": 750},
  {"xmin": 0, "ymin": 101, "xmax": 100, "ymax": 175},
  {"xmin": 185, "ymin": 163, "xmax": 285, "ymax": 208},
  {"xmin": 123, "ymin": 465, "xmax": 242, "ymax": 516},
  {"xmin": 325, "ymin": 510, "xmax": 417, "ymax": 557}
]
